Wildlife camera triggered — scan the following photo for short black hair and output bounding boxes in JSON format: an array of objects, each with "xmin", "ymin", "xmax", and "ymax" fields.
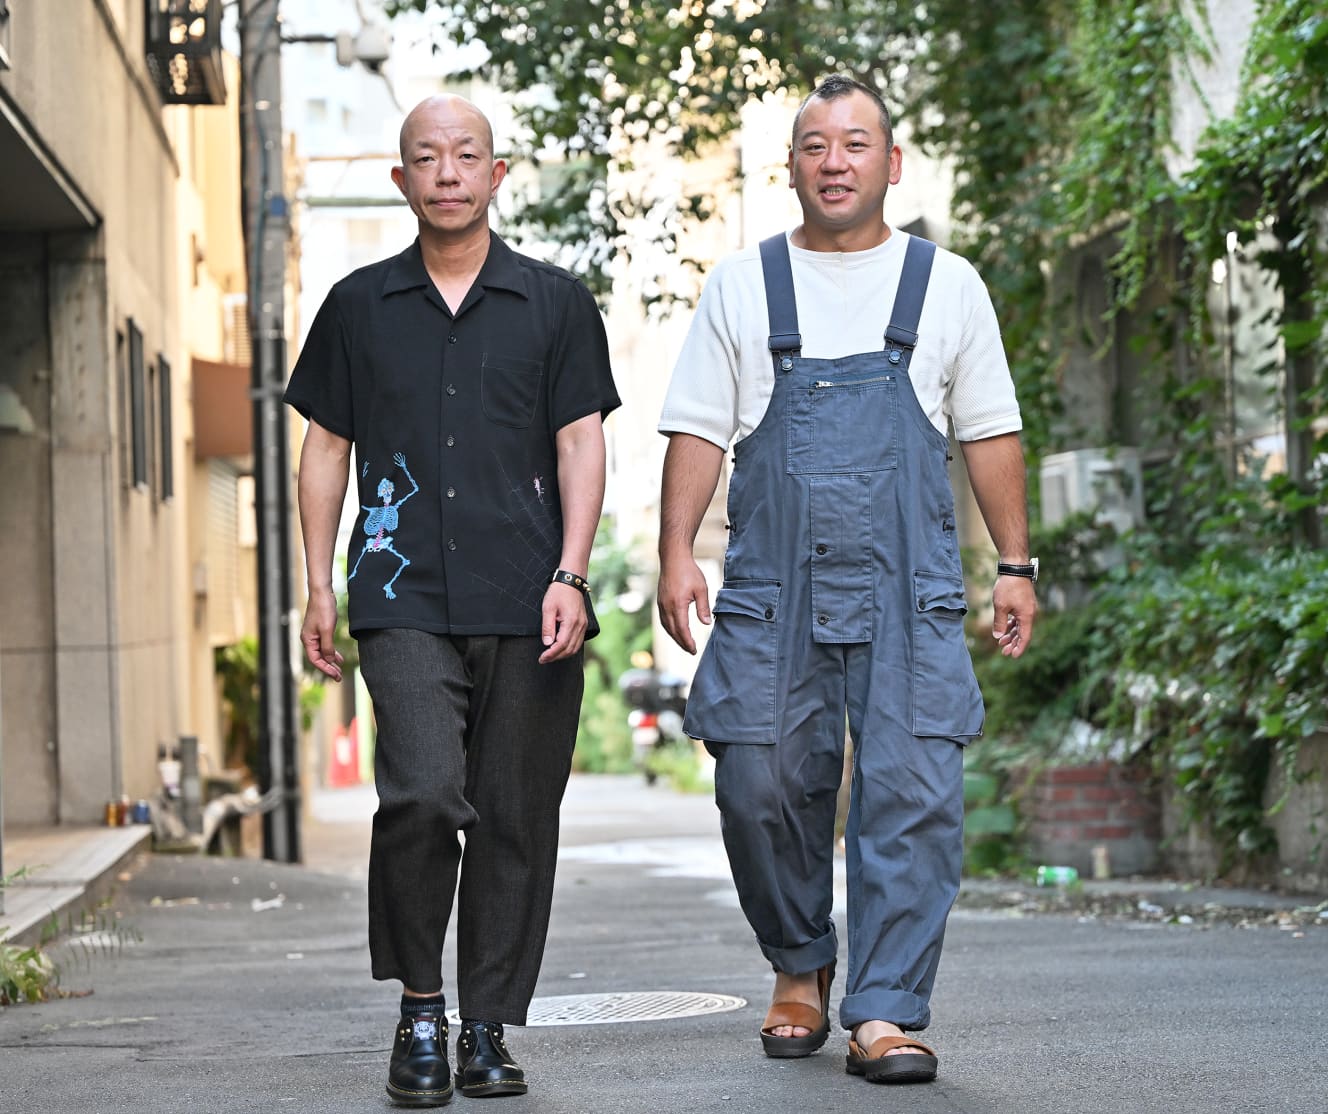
[{"xmin": 792, "ymin": 75, "xmax": 893, "ymax": 148}]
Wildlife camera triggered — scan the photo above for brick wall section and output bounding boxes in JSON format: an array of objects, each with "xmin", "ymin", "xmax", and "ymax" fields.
[{"xmin": 1021, "ymin": 762, "xmax": 1161, "ymax": 876}]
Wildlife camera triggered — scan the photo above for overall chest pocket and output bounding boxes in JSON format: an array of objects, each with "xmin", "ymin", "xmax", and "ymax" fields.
[
  {"xmin": 786, "ymin": 374, "xmax": 899, "ymax": 474},
  {"xmin": 481, "ymin": 355, "xmax": 545, "ymax": 428}
]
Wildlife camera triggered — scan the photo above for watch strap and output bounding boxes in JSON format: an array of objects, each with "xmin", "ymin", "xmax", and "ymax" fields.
[{"xmin": 996, "ymin": 558, "xmax": 1039, "ymax": 582}]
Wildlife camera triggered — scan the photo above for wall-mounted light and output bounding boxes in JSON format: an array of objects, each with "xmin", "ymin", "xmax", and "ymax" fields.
[{"xmin": 145, "ymin": 0, "xmax": 227, "ymax": 106}]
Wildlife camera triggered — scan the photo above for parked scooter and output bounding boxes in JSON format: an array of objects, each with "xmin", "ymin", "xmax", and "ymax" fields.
[{"xmin": 618, "ymin": 656, "xmax": 689, "ymax": 784}]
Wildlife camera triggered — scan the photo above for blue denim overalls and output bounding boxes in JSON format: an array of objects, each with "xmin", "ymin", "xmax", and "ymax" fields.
[{"xmin": 683, "ymin": 232, "xmax": 984, "ymax": 1031}]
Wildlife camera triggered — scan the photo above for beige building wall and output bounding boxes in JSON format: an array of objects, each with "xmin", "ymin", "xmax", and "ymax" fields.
[
  {"xmin": 0, "ymin": 1, "xmax": 249, "ymax": 826},
  {"xmin": 165, "ymin": 50, "xmax": 256, "ymax": 775}
]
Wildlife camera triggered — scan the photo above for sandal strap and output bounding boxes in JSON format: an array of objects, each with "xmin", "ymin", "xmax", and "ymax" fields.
[
  {"xmin": 855, "ymin": 1034, "xmax": 935, "ymax": 1060},
  {"xmin": 761, "ymin": 1001, "xmax": 822, "ymax": 1034}
]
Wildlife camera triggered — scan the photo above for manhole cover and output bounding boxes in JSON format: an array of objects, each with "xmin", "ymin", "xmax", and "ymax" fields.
[{"xmin": 452, "ymin": 991, "xmax": 746, "ymax": 1028}]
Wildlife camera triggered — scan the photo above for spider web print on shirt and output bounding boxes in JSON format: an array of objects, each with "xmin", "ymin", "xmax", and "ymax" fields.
[{"xmin": 468, "ymin": 453, "xmax": 563, "ymax": 617}]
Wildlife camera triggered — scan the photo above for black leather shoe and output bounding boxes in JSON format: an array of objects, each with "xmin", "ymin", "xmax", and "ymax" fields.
[
  {"xmin": 387, "ymin": 1013, "xmax": 453, "ymax": 1107},
  {"xmin": 455, "ymin": 1020, "xmax": 528, "ymax": 1097}
]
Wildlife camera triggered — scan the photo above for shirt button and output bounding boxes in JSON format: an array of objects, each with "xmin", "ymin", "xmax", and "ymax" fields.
[
  {"xmin": 446, "ymin": 384, "xmax": 457, "ymax": 396},
  {"xmin": 815, "ymin": 544, "xmax": 827, "ymax": 555},
  {"xmin": 447, "ymin": 539, "xmax": 456, "ymax": 551},
  {"xmin": 447, "ymin": 486, "xmax": 456, "ymax": 498},
  {"xmin": 446, "ymin": 435, "xmax": 455, "ymax": 447},
  {"xmin": 448, "ymin": 334, "xmax": 458, "ymax": 344},
  {"xmin": 764, "ymin": 607, "xmax": 774, "ymax": 620},
  {"xmin": 817, "ymin": 614, "xmax": 830, "ymax": 626}
]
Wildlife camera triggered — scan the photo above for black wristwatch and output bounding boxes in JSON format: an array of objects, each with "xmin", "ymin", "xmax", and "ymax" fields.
[{"xmin": 996, "ymin": 558, "xmax": 1039, "ymax": 583}]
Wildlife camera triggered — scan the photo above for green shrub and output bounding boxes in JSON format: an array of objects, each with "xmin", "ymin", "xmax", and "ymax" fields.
[
  {"xmin": 1087, "ymin": 548, "xmax": 1328, "ymax": 866},
  {"xmin": 571, "ymin": 665, "xmax": 636, "ymax": 774}
]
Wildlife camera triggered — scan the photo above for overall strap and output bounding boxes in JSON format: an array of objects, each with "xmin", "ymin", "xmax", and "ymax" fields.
[
  {"xmin": 885, "ymin": 235, "xmax": 937, "ymax": 352},
  {"xmin": 759, "ymin": 233, "xmax": 801, "ymax": 372}
]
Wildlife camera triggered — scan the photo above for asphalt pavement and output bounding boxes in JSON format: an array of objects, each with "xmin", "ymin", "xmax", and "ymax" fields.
[{"xmin": 2, "ymin": 774, "xmax": 1325, "ymax": 1114}]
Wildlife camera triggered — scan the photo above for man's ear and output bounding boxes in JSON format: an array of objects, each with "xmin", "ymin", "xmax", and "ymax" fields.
[
  {"xmin": 490, "ymin": 158, "xmax": 508, "ymax": 195},
  {"xmin": 391, "ymin": 165, "xmax": 407, "ymax": 197}
]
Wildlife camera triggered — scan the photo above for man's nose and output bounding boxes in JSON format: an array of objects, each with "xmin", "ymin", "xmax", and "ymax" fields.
[
  {"xmin": 435, "ymin": 156, "xmax": 461, "ymax": 182},
  {"xmin": 821, "ymin": 142, "xmax": 850, "ymax": 170}
]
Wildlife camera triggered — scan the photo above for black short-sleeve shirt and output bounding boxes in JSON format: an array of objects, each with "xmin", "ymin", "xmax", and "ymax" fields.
[{"xmin": 285, "ymin": 232, "xmax": 620, "ymax": 637}]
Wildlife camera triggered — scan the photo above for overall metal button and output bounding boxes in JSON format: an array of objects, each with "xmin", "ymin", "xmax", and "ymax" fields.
[
  {"xmin": 817, "ymin": 614, "xmax": 830, "ymax": 625},
  {"xmin": 815, "ymin": 544, "xmax": 827, "ymax": 555},
  {"xmin": 447, "ymin": 487, "xmax": 456, "ymax": 498}
]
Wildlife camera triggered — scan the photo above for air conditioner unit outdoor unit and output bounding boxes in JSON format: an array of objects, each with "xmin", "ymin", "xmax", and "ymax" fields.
[{"xmin": 1040, "ymin": 447, "xmax": 1144, "ymax": 535}]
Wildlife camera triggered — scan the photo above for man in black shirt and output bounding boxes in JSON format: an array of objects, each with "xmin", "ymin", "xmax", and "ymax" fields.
[{"xmin": 286, "ymin": 94, "xmax": 620, "ymax": 1107}]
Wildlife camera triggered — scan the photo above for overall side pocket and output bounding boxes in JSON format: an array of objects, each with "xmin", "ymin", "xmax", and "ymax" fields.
[
  {"xmin": 682, "ymin": 579, "xmax": 781, "ymax": 745},
  {"xmin": 911, "ymin": 571, "xmax": 985, "ymax": 739}
]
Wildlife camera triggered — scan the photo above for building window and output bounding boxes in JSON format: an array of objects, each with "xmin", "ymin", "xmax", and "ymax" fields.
[
  {"xmin": 116, "ymin": 328, "xmax": 129, "ymax": 482},
  {"xmin": 147, "ymin": 351, "xmax": 158, "ymax": 499},
  {"xmin": 159, "ymin": 354, "xmax": 174, "ymax": 501},
  {"xmin": 128, "ymin": 318, "xmax": 148, "ymax": 489}
]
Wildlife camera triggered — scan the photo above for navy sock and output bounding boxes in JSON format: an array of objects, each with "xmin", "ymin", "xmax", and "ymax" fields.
[{"xmin": 401, "ymin": 993, "xmax": 446, "ymax": 1019}]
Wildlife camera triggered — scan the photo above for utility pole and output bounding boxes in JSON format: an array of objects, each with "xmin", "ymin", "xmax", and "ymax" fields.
[{"xmin": 240, "ymin": 0, "xmax": 301, "ymax": 862}]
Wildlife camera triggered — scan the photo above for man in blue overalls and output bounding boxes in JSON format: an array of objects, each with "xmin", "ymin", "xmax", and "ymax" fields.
[{"xmin": 657, "ymin": 75, "xmax": 1038, "ymax": 1085}]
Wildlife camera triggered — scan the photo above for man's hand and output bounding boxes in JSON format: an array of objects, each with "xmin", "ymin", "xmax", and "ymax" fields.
[
  {"xmin": 301, "ymin": 585, "xmax": 345, "ymax": 681},
  {"xmin": 540, "ymin": 582, "xmax": 589, "ymax": 663},
  {"xmin": 658, "ymin": 553, "xmax": 712, "ymax": 655},
  {"xmin": 991, "ymin": 576, "xmax": 1037, "ymax": 658}
]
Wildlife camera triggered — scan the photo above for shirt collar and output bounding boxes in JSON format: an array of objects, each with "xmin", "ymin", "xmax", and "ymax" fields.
[{"xmin": 381, "ymin": 232, "xmax": 530, "ymax": 300}]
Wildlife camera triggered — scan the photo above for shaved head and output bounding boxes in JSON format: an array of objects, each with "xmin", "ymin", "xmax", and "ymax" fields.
[
  {"xmin": 398, "ymin": 95, "xmax": 495, "ymax": 161},
  {"xmin": 391, "ymin": 93, "xmax": 507, "ymax": 247}
]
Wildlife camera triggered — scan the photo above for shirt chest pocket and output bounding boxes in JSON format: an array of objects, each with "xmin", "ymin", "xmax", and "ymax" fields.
[{"xmin": 481, "ymin": 354, "xmax": 545, "ymax": 428}]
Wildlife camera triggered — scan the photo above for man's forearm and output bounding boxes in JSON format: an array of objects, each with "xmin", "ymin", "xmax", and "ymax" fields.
[
  {"xmin": 659, "ymin": 433, "xmax": 725, "ymax": 561},
  {"xmin": 297, "ymin": 422, "xmax": 352, "ymax": 590},
  {"xmin": 959, "ymin": 432, "xmax": 1031, "ymax": 562},
  {"xmin": 555, "ymin": 414, "xmax": 607, "ymax": 577}
]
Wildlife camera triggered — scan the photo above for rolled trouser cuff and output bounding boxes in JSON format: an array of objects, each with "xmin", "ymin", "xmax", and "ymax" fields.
[
  {"xmin": 838, "ymin": 988, "xmax": 930, "ymax": 1033},
  {"xmin": 757, "ymin": 923, "xmax": 838, "ymax": 975}
]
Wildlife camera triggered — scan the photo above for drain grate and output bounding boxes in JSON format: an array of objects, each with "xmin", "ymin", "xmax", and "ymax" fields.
[{"xmin": 451, "ymin": 991, "xmax": 746, "ymax": 1028}]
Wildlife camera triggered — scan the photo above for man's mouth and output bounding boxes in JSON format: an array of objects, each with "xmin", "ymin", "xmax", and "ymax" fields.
[{"xmin": 821, "ymin": 185, "xmax": 851, "ymax": 197}]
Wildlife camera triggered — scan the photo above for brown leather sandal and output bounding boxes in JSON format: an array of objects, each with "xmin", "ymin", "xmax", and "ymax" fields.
[
  {"xmin": 759, "ymin": 961, "xmax": 835, "ymax": 1058},
  {"xmin": 845, "ymin": 1032, "xmax": 938, "ymax": 1084}
]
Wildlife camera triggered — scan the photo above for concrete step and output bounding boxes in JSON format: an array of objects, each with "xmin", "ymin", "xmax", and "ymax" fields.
[{"xmin": 1, "ymin": 824, "xmax": 151, "ymax": 947}]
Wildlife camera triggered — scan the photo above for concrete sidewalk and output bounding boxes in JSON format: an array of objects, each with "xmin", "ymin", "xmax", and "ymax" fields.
[{"xmin": 2, "ymin": 776, "xmax": 1325, "ymax": 1114}]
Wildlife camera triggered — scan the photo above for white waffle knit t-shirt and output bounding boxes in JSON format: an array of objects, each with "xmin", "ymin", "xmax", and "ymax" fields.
[{"xmin": 659, "ymin": 230, "xmax": 1022, "ymax": 449}]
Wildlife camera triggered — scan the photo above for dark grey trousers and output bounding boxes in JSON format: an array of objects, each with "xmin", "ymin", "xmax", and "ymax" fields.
[{"xmin": 357, "ymin": 628, "xmax": 583, "ymax": 1024}]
